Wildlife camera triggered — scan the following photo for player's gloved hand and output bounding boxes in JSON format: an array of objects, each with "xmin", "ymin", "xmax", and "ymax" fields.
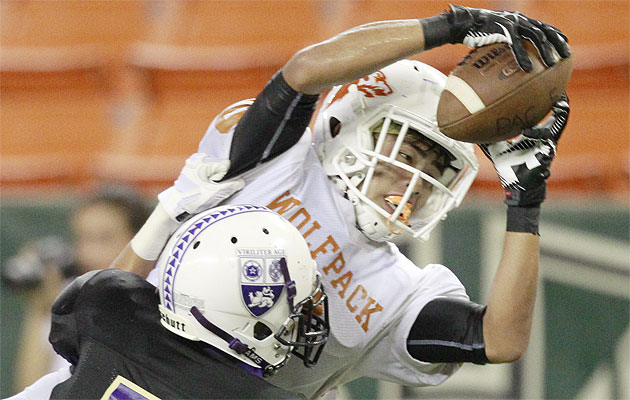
[
  {"xmin": 158, "ymin": 153, "xmax": 245, "ymax": 222},
  {"xmin": 421, "ymin": 4, "xmax": 571, "ymax": 71},
  {"xmin": 522, "ymin": 93, "xmax": 570, "ymax": 140},
  {"xmin": 478, "ymin": 93, "xmax": 570, "ymax": 207}
]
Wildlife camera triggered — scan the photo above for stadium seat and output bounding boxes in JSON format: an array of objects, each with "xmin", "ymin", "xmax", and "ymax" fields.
[
  {"xmin": 0, "ymin": 0, "xmax": 145, "ymax": 95},
  {"xmin": 0, "ymin": 0, "xmax": 147, "ymax": 190},
  {"xmin": 97, "ymin": 45, "xmax": 281, "ymax": 189},
  {"xmin": 139, "ymin": 0, "xmax": 326, "ymax": 54},
  {"xmin": 1, "ymin": 0, "xmax": 144, "ymax": 49},
  {"xmin": 96, "ymin": 1, "xmax": 330, "ymax": 189},
  {"xmin": 0, "ymin": 48, "xmax": 114, "ymax": 188},
  {"xmin": 1, "ymin": 0, "xmax": 627, "ymax": 199}
]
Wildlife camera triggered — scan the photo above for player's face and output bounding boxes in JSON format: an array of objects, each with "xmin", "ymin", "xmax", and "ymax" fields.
[{"xmin": 362, "ymin": 123, "xmax": 451, "ymax": 224}]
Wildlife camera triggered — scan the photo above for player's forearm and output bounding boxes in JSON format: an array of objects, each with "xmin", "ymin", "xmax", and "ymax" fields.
[
  {"xmin": 112, "ymin": 204, "xmax": 179, "ymax": 278},
  {"xmin": 483, "ymin": 231, "xmax": 539, "ymax": 363},
  {"xmin": 283, "ymin": 19, "xmax": 425, "ymax": 94},
  {"xmin": 110, "ymin": 243, "xmax": 156, "ymax": 278}
]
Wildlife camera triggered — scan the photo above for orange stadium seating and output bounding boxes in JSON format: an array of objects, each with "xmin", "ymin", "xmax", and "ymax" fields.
[
  {"xmin": 96, "ymin": 0, "xmax": 331, "ymax": 189},
  {"xmin": 0, "ymin": 0, "xmax": 627, "ymax": 198},
  {"xmin": 0, "ymin": 0, "xmax": 145, "ymax": 190},
  {"xmin": 0, "ymin": 53, "xmax": 112, "ymax": 187}
]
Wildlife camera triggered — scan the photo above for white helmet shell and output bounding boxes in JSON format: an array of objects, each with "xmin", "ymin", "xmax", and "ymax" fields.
[
  {"xmin": 156, "ymin": 204, "xmax": 328, "ymax": 374},
  {"xmin": 314, "ymin": 60, "xmax": 478, "ymax": 242}
]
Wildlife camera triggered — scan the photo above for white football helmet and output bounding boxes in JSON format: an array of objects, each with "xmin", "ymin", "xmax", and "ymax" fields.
[
  {"xmin": 156, "ymin": 204, "xmax": 329, "ymax": 376},
  {"xmin": 315, "ymin": 60, "xmax": 479, "ymax": 242}
]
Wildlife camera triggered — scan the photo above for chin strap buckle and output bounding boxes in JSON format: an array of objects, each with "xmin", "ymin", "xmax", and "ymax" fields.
[{"xmin": 228, "ymin": 337, "xmax": 249, "ymax": 354}]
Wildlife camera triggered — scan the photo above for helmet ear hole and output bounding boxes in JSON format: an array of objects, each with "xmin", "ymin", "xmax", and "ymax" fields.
[
  {"xmin": 329, "ymin": 117, "xmax": 341, "ymax": 138},
  {"xmin": 253, "ymin": 322, "xmax": 273, "ymax": 340}
]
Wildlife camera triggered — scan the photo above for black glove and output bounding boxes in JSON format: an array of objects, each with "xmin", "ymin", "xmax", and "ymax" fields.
[
  {"xmin": 478, "ymin": 93, "xmax": 570, "ymax": 207},
  {"xmin": 421, "ymin": 4, "xmax": 571, "ymax": 71}
]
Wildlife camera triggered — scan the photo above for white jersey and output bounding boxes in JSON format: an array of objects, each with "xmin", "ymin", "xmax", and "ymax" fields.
[{"xmin": 148, "ymin": 116, "xmax": 469, "ymax": 399}]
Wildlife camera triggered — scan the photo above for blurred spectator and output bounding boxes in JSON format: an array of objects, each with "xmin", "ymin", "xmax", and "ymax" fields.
[{"xmin": 2, "ymin": 185, "xmax": 151, "ymax": 392}]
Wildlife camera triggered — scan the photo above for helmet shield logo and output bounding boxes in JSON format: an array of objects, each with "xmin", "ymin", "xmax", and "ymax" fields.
[{"xmin": 239, "ymin": 248, "xmax": 286, "ymax": 317}]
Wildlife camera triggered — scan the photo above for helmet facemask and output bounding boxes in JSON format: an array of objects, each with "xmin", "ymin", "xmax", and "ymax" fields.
[
  {"xmin": 316, "ymin": 60, "xmax": 478, "ymax": 242},
  {"xmin": 275, "ymin": 272, "xmax": 329, "ymax": 367},
  {"xmin": 327, "ymin": 105, "xmax": 478, "ymax": 242}
]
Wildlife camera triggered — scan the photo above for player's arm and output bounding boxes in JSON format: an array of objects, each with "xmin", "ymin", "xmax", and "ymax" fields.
[
  {"xmin": 222, "ymin": 5, "xmax": 570, "ymax": 179},
  {"xmin": 113, "ymin": 157, "xmax": 244, "ymax": 278},
  {"xmin": 483, "ymin": 231, "xmax": 539, "ymax": 362},
  {"xmin": 406, "ymin": 230, "xmax": 540, "ymax": 364},
  {"xmin": 221, "ymin": 72, "xmax": 320, "ymax": 179},
  {"xmin": 407, "ymin": 96, "xmax": 569, "ymax": 364},
  {"xmin": 283, "ymin": 5, "xmax": 570, "ymax": 95},
  {"xmin": 481, "ymin": 95, "xmax": 569, "ymax": 362}
]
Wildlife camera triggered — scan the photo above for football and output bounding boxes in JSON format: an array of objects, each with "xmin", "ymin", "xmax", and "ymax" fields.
[{"xmin": 436, "ymin": 41, "xmax": 573, "ymax": 143}]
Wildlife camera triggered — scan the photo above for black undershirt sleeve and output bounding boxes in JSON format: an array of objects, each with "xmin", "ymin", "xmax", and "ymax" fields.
[
  {"xmin": 223, "ymin": 72, "xmax": 319, "ymax": 180},
  {"xmin": 406, "ymin": 297, "xmax": 490, "ymax": 365}
]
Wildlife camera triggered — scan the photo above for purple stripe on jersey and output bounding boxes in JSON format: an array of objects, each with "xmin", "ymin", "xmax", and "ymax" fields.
[
  {"xmin": 241, "ymin": 362, "xmax": 264, "ymax": 378},
  {"xmin": 201, "ymin": 344, "xmax": 264, "ymax": 378},
  {"xmin": 107, "ymin": 383, "xmax": 151, "ymax": 400}
]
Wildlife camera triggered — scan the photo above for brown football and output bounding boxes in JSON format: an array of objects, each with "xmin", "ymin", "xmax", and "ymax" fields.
[{"xmin": 437, "ymin": 41, "xmax": 573, "ymax": 143}]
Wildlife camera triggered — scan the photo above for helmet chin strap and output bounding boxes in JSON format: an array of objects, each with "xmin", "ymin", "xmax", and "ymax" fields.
[
  {"xmin": 352, "ymin": 197, "xmax": 395, "ymax": 242},
  {"xmin": 189, "ymin": 306, "xmax": 280, "ymax": 377},
  {"xmin": 342, "ymin": 171, "xmax": 410, "ymax": 241},
  {"xmin": 190, "ymin": 257, "xmax": 296, "ymax": 376},
  {"xmin": 189, "ymin": 257, "xmax": 298, "ymax": 377}
]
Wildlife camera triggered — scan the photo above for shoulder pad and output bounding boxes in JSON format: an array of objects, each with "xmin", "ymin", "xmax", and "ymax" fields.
[
  {"xmin": 213, "ymin": 99, "xmax": 255, "ymax": 134},
  {"xmin": 51, "ymin": 270, "xmax": 101, "ymax": 316}
]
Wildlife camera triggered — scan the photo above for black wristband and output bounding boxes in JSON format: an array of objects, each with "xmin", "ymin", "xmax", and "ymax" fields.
[
  {"xmin": 419, "ymin": 14, "xmax": 452, "ymax": 50},
  {"xmin": 506, "ymin": 206, "xmax": 540, "ymax": 235}
]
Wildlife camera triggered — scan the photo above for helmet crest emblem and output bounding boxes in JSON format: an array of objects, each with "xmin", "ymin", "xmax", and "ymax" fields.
[{"xmin": 239, "ymin": 251, "xmax": 286, "ymax": 317}]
